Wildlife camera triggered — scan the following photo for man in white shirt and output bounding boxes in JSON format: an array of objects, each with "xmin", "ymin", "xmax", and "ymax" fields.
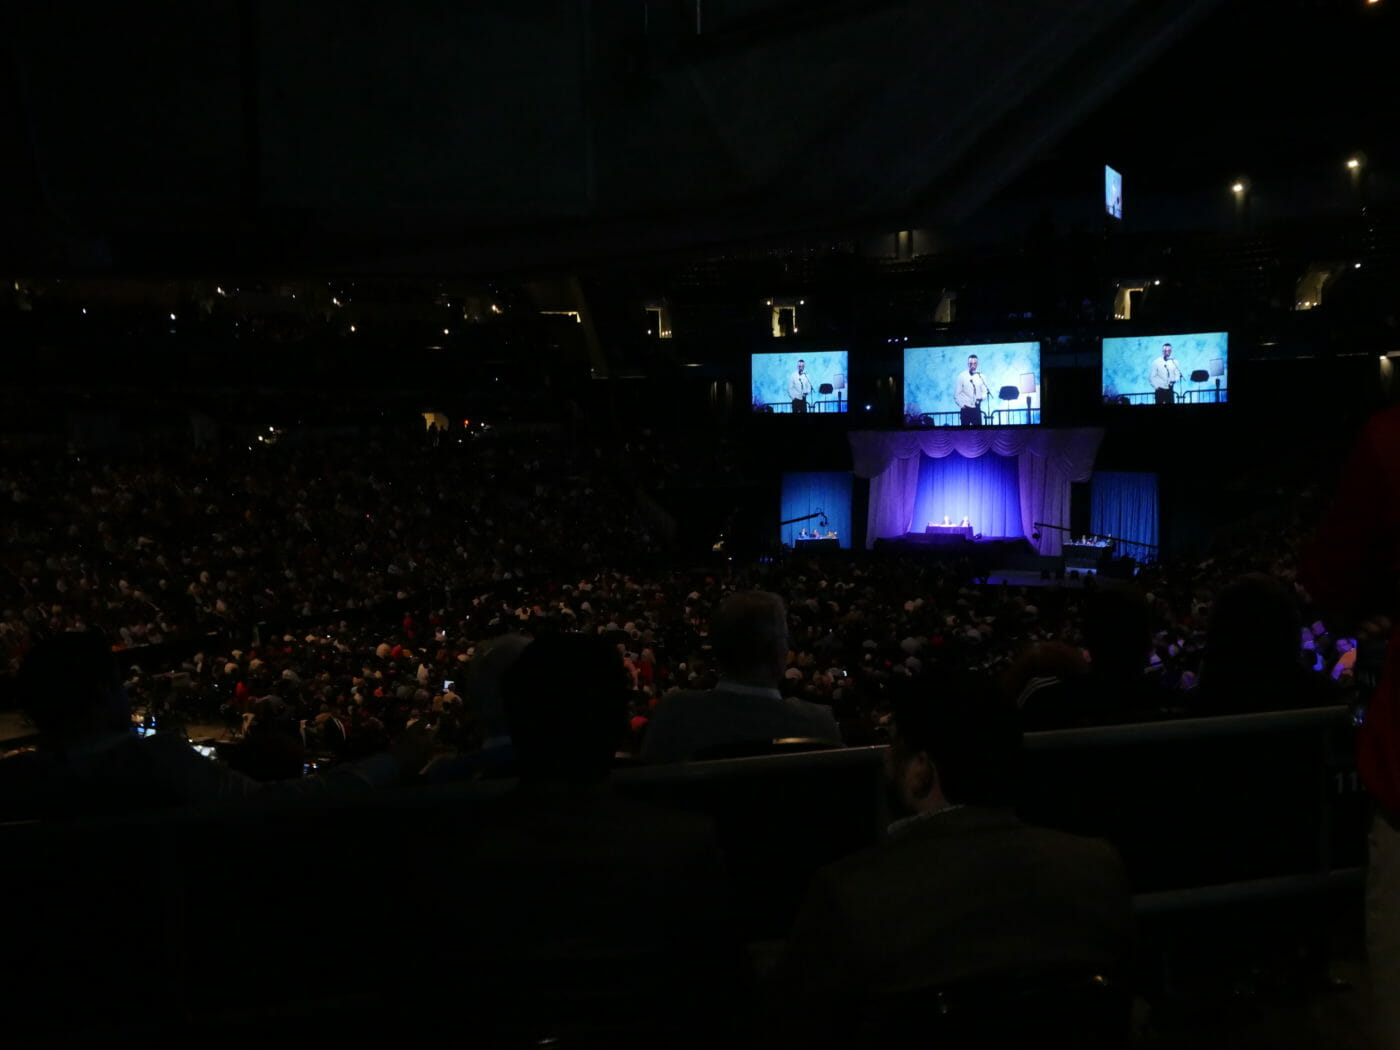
[
  {"xmin": 1149, "ymin": 343, "xmax": 1182, "ymax": 405},
  {"xmin": 788, "ymin": 359, "xmax": 814, "ymax": 413},
  {"xmin": 953, "ymin": 354, "xmax": 988, "ymax": 427}
]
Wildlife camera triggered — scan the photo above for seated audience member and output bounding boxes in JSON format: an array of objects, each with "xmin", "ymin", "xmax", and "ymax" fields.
[
  {"xmin": 1192, "ymin": 573, "xmax": 1338, "ymax": 714},
  {"xmin": 1014, "ymin": 588, "xmax": 1160, "ymax": 729},
  {"xmin": 421, "ymin": 633, "xmax": 529, "ymax": 781},
  {"xmin": 766, "ymin": 676, "xmax": 1132, "ymax": 1048},
  {"xmin": 426, "ymin": 633, "xmax": 746, "ymax": 1046},
  {"xmin": 641, "ymin": 590, "xmax": 842, "ymax": 762},
  {"xmin": 0, "ymin": 631, "xmax": 425, "ymax": 821}
]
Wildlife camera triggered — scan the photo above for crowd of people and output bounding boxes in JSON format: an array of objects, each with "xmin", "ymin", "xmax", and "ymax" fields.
[
  {"xmin": 0, "ymin": 419, "xmax": 1357, "ymax": 767},
  {"xmin": 0, "ymin": 408, "xmax": 1379, "ymax": 1046}
]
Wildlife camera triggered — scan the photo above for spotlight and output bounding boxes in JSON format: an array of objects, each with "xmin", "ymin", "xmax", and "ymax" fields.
[{"xmin": 1231, "ymin": 182, "xmax": 1245, "ymax": 194}]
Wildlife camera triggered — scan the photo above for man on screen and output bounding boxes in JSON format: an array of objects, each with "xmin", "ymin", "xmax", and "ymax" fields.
[
  {"xmin": 954, "ymin": 354, "xmax": 989, "ymax": 427},
  {"xmin": 788, "ymin": 359, "xmax": 813, "ymax": 413},
  {"xmin": 1149, "ymin": 343, "xmax": 1182, "ymax": 405}
]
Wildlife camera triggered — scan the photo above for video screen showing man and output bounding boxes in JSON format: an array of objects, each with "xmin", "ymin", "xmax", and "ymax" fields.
[
  {"xmin": 903, "ymin": 343, "xmax": 1041, "ymax": 428},
  {"xmin": 1149, "ymin": 343, "xmax": 1183, "ymax": 405},
  {"xmin": 789, "ymin": 359, "xmax": 814, "ymax": 413},
  {"xmin": 954, "ymin": 354, "xmax": 990, "ymax": 427},
  {"xmin": 1101, "ymin": 332, "xmax": 1228, "ymax": 407},
  {"xmin": 1105, "ymin": 165, "xmax": 1123, "ymax": 220},
  {"xmin": 750, "ymin": 351, "xmax": 849, "ymax": 414}
]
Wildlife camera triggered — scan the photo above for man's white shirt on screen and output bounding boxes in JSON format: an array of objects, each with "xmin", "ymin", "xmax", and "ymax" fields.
[
  {"xmin": 1149, "ymin": 357, "xmax": 1182, "ymax": 391},
  {"xmin": 954, "ymin": 370, "xmax": 988, "ymax": 409}
]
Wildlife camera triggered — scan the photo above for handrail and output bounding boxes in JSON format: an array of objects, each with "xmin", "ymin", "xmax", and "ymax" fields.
[{"xmin": 1132, "ymin": 867, "xmax": 1363, "ymax": 916}]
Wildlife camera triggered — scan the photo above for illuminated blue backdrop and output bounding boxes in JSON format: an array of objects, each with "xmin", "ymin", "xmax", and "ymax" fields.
[
  {"xmin": 910, "ymin": 452, "xmax": 1023, "ymax": 539},
  {"xmin": 903, "ymin": 342, "xmax": 1041, "ymax": 426},
  {"xmin": 751, "ymin": 351, "xmax": 849, "ymax": 413},
  {"xmin": 1102, "ymin": 331, "xmax": 1229, "ymax": 405},
  {"xmin": 780, "ymin": 471, "xmax": 852, "ymax": 548},
  {"xmin": 1091, "ymin": 471, "xmax": 1159, "ymax": 562}
]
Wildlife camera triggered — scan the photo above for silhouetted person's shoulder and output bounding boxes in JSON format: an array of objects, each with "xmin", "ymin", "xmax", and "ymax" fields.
[{"xmin": 642, "ymin": 685, "xmax": 841, "ymax": 762}]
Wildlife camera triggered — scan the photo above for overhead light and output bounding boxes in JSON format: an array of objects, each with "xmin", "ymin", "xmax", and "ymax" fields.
[
  {"xmin": 1231, "ymin": 182, "xmax": 1245, "ymax": 194},
  {"xmin": 1347, "ymin": 157, "xmax": 1361, "ymax": 169},
  {"xmin": 349, "ymin": 325, "xmax": 356, "ymax": 333},
  {"xmin": 170, "ymin": 313, "xmax": 177, "ymax": 320},
  {"xmin": 1153, "ymin": 280, "xmax": 1161, "ymax": 286},
  {"xmin": 443, "ymin": 328, "xmax": 450, "ymax": 335},
  {"xmin": 1355, "ymin": 262, "xmax": 1363, "ymax": 268}
]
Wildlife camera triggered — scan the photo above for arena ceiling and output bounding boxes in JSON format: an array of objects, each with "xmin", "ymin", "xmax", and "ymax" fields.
[{"xmin": 1, "ymin": 0, "xmax": 1221, "ymax": 276}]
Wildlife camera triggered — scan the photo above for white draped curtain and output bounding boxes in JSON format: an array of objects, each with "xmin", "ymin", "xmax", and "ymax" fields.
[{"xmin": 849, "ymin": 429, "xmax": 1104, "ymax": 554}]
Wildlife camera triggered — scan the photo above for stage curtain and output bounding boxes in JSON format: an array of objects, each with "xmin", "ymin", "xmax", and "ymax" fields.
[
  {"xmin": 781, "ymin": 472, "xmax": 853, "ymax": 548},
  {"xmin": 851, "ymin": 429, "xmax": 1103, "ymax": 554},
  {"xmin": 912, "ymin": 453, "xmax": 1022, "ymax": 539},
  {"xmin": 1091, "ymin": 471, "xmax": 1159, "ymax": 562}
]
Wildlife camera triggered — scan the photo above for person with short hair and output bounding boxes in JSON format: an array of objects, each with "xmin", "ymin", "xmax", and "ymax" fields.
[
  {"xmin": 767, "ymin": 676, "xmax": 1132, "ymax": 1047},
  {"xmin": 954, "ymin": 354, "xmax": 988, "ymax": 427},
  {"xmin": 788, "ymin": 359, "xmax": 813, "ymax": 413},
  {"xmin": 640, "ymin": 591, "xmax": 842, "ymax": 762},
  {"xmin": 1149, "ymin": 343, "xmax": 1181, "ymax": 405},
  {"xmin": 425, "ymin": 633, "xmax": 748, "ymax": 1046}
]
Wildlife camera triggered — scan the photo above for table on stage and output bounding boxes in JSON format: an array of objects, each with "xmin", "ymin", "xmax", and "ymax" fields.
[
  {"xmin": 925, "ymin": 524, "xmax": 974, "ymax": 540},
  {"xmin": 795, "ymin": 538, "xmax": 841, "ymax": 551},
  {"xmin": 1064, "ymin": 539, "xmax": 1114, "ymax": 570}
]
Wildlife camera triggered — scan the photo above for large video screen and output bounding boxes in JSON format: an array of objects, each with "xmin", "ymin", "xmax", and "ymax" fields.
[
  {"xmin": 1105, "ymin": 165, "xmax": 1123, "ymax": 220},
  {"xmin": 903, "ymin": 342, "xmax": 1041, "ymax": 427},
  {"xmin": 751, "ymin": 351, "xmax": 849, "ymax": 414},
  {"xmin": 1101, "ymin": 332, "xmax": 1229, "ymax": 406}
]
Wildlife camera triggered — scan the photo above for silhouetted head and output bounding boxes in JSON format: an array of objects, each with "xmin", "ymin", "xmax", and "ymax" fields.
[
  {"xmin": 502, "ymin": 634, "xmax": 628, "ymax": 783},
  {"xmin": 16, "ymin": 631, "xmax": 129, "ymax": 744},
  {"xmin": 887, "ymin": 672, "xmax": 1020, "ymax": 815},
  {"xmin": 1082, "ymin": 587, "xmax": 1152, "ymax": 681},
  {"xmin": 467, "ymin": 634, "xmax": 531, "ymax": 739},
  {"xmin": 1203, "ymin": 573, "xmax": 1301, "ymax": 686},
  {"xmin": 709, "ymin": 590, "xmax": 788, "ymax": 686}
]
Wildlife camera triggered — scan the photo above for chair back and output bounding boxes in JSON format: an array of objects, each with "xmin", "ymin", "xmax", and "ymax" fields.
[
  {"xmin": 859, "ymin": 966, "xmax": 1130, "ymax": 1049},
  {"xmin": 688, "ymin": 737, "xmax": 842, "ymax": 762}
]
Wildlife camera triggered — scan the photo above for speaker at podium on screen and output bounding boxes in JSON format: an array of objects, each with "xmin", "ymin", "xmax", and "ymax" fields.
[{"xmin": 1020, "ymin": 372, "xmax": 1037, "ymax": 422}]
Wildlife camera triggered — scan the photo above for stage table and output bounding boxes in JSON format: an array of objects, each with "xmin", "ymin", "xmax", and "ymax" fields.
[
  {"xmin": 795, "ymin": 538, "xmax": 841, "ymax": 552},
  {"xmin": 1064, "ymin": 540, "xmax": 1114, "ymax": 570},
  {"xmin": 925, "ymin": 524, "xmax": 974, "ymax": 540}
]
